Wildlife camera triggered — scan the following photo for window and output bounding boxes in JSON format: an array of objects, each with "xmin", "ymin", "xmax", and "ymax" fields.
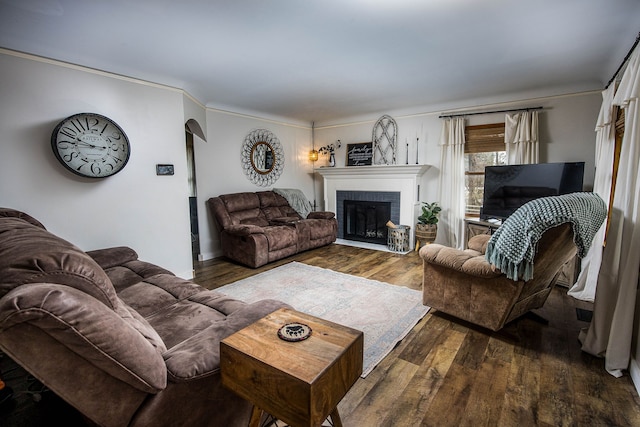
[{"xmin": 464, "ymin": 123, "xmax": 506, "ymax": 217}]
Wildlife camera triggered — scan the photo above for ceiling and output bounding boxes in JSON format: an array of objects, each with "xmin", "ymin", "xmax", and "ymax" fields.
[{"xmin": 1, "ymin": 0, "xmax": 639, "ymax": 125}]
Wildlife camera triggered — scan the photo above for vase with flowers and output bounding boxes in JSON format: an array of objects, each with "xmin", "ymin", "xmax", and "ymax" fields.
[{"xmin": 318, "ymin": 140, "xmax": 342, "ymax": 167}]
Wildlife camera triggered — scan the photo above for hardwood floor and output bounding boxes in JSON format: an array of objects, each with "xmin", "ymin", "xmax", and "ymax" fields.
[
  {"xmin": 1, "ymin": 243, "xmax": 638, "ymax": 426},
  {"xmin": 195, "ymin": 243, "xmax": 640, "ymax": 427}
]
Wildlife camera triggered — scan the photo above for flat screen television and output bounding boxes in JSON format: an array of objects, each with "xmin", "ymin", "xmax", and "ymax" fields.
[{"xmin": 480, "ymin": 161, "xmax": 585, "ymax": 222}]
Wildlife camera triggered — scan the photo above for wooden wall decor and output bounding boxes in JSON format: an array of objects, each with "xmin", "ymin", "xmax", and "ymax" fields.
[{"xmin": 372, "ymin": 115, "xmax": 397, "ymax": 165}]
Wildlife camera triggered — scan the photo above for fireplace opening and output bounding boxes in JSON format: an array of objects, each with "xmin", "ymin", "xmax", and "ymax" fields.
[{"xmin": 343, "ymin": 200, "xmax": 391, "ymax": 245}]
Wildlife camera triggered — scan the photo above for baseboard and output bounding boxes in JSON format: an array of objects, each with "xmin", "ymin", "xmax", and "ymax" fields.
[
  {"xmin": 199, "ymin": 250, "xmax": 219, "ymax": 261},
  {"xmin": 178, "ymin": 269, "xmax": 195, "ymax": 281},
  {"xmin": 630, "ymin": 356, "xmax": 640, "ymax": 396}
]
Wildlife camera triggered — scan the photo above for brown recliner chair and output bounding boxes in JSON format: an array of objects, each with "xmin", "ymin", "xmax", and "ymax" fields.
[{"xmin": 420, "ymin": 193, "xmax": 607, "ymax": 331}]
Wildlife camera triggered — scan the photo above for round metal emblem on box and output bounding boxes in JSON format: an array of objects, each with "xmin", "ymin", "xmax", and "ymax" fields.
[{"xmin": 278, "ymin": 322, "xmax": 312, "ymax": 342}]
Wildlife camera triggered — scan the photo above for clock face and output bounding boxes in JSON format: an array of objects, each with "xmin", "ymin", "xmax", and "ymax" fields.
[{"xmin": 51, "ymin": 113, "xmax": 131, "ymax": 178}]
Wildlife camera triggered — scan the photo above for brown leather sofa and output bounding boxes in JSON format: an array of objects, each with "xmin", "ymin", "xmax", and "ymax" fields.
[
  {"xmin": 207, "ymin": 191, "xmax": 337, "ymax": 268},
  {"xmin": 0, "ymin": 208, "xmax": 290, "ymax": 427}
]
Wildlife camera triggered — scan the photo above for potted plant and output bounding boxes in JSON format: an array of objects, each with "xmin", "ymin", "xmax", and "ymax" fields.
[{"xmin": 416, "ymin": 202, "xmax": 441, "ymax": 245}]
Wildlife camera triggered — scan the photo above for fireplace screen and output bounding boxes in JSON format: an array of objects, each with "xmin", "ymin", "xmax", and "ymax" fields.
[{"xmin": 343, "ymin": 200, "xmax": 391, "ymax": 244}]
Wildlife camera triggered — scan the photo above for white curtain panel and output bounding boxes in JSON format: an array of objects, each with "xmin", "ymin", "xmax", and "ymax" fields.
[
  {"xmin": 568, "ymin": 85, "xmax": 617, "ymax": 302},
  {"xmin": 580, "ymin": 46, "xmax": 640, "ymax": 377},
  {"xmin": 505, "ymin": 110, "xmax": 539, "ymax": 164},
  {"xmin": 438, "ymin": 117, "xmax": 466, "ymax": 249}
]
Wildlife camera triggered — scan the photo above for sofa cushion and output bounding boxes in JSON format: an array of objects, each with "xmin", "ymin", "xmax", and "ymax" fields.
[
  {"xmin": 270, "ymin": 217, "xmax": 300, "ymax": 224},
  {"xmin": 263, "ymin": 225, "xmax": 297, "ymax": 251},
  {"xmin": 161, "ymin": 297, "xmax": 290, "ymax": 381},
  {"xmin": 257, "ymin": 191, "xmax": 302, "ymax": 220},
  {"xmin": 117, "ymin": 274, "xmax": 205, "ymax": 320},
  {"xmin": 240, "ymin": 217, "xmax": 270, "ymax": 227},
  {"xmin": 225, "ymin": 224, "xmax": 265, "ymax": 236},
  {"xmin": 0, "ymin": 218, "xmax": 120, "ymax": 309},
  {"xmin": 420, "ymin": 244, "xmax": 501, "ymax": 278},
  {"xmin": 87, "ymin": 246, "xmax": 139, "ymax": 270}
]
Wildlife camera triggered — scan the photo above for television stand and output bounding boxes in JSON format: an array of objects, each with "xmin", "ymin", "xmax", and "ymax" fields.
[
  {"xmin": 463, "ymin": 218, "xmax": 580, "ymax": 287},
  {"xmin": 464, "ymin": 218, "xmax": 500, "ymax": 248}
]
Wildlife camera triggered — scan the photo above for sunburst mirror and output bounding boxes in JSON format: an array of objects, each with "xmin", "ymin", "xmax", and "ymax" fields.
[{"xmin": 241, "ymin": 129, "xmax": 284, "ymax": 186}]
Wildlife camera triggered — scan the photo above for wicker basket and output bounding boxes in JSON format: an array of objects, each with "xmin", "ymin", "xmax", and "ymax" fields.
[
  {"xmin": 387, "ymin": 225, "xmax": 410, "ymax": 252},
  {"xmin": 415, "ymin": 223, "xmax": 437, "ymax": 246}
]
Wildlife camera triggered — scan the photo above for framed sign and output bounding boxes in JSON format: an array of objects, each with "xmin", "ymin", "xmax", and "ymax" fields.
[{"xmin": 346, "ymin": 142, "xmax": 373, "ymax": 166}]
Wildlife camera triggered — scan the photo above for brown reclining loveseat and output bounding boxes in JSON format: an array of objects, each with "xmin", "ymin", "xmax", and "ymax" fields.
[{"xmin": 207, "ymin": 191, "xmax": 337, "ymax": 268}]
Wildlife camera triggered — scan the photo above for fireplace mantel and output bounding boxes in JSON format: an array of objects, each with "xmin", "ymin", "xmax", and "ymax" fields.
[
  {"xmin": 315, "ymin": 165, "xmax": 429, "ymax": 178},
  {"xmin": 316, "ymin": 164, "xmax": 430, "ymax": 248}
]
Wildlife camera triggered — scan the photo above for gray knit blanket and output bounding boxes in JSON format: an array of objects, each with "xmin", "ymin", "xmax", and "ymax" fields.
[
  {"xmin": 273, "ymin": 188, "xmax": 313, "ymax": 218},
  {"xmin": 485, "ymin": 192, "xmax": 607, "ymax": 281}
]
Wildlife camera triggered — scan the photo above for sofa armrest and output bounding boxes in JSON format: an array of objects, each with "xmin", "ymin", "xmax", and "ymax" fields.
[
  {"xmin": 224, "ymin": 224, "xmax": 265, "ymax": 235},
  {"xmin": 419, "ymin": 244, "xmax": 502, "ymax": 278},
  {"xmin": 468, "ymin": 234, "xmax": 491, "ymax": 254},
  {"xmin": 0, "ymin": 283, "xmax": 167, "ymax": 393},
  {"xmin": 87, "ymin": 246, "xmax": 139, "ymax": 270},
  {"xmin": 307, "ymin": 211, "xmax": 335, "ymax": 220}
]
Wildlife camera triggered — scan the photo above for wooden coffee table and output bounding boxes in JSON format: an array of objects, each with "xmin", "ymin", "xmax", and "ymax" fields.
[{"xmin": 220, "ymin": 308, "xmax": 364, "ymax": 427}]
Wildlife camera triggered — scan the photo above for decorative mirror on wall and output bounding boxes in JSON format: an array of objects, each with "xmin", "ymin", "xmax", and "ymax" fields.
[
  {"xmin": 372, "ymin": 114, "xmax": 397, "ymax": 165},
  {"xmin": 241, "ymin": 129, "xmax": 284, "ymax": 186}
]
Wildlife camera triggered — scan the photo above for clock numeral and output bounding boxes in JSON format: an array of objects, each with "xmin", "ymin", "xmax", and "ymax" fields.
[
  {"xmin": 71, "ymin": 119, "xmax": 88, "ymax": 133},
  {"xmin": 60, "ymin": 126, "xmax": 79, "ymax": 139},
  {"xmin": 107, "ymin": 153, "xmax": 124, "ymax": 163},
  {"xmin": 87, "ymin": 116, "xmax": 100, "ymax": 131},
  {"xmin": 110, "ymin": 141, "xmax": 127, "ymax": 151},
  {"xmin": 63, "ymin": 151, "xmax": 79, "ymax": 162},
  {"xmin": 106, "ymin": 132, "xmax": 122, "ymax": 142},
  {"xmin": 90, "ymin": 163, "xmax": 101, "ymax": 176},
  {"xmin": 56, "ymin": 140, "xmax": 74, "ymax": 150}
]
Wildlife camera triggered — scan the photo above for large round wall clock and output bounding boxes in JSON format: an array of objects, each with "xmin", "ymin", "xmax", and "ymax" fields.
[{"xmin": 51, "ymin": 113, "xmax": 131, "ymax": 178}]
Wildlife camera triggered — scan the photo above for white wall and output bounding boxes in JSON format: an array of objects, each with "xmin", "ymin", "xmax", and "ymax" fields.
[{"xmin": 0, "ymin": 50, "xmax": 193, "ymax": 278}]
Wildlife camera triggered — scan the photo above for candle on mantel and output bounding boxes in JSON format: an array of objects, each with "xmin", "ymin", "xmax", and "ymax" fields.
[{"xmin": 406, "ymin": 138, "xmax": 409, "ymax": 164}]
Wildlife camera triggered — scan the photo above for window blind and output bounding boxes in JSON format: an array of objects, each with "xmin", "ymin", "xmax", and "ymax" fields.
[{"xmin": 464, "ymin": 123, "xmax": 505, "ymax": 153}]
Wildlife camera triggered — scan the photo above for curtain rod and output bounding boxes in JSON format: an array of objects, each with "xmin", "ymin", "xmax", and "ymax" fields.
[
  {"xmin": 439, "ymin": 106, "xmax": 542, "ymax": 119},
  {"xmin": 605, "ymin": 31, "xmax": 640, "ymax": 89}
]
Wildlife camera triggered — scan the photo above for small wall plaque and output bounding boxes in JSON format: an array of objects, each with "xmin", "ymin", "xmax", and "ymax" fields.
[
  {"xmin": 346, "ymin": 142, "xmax": 373, "ymax": 166},
  {"xmin": 156, "ymin": 164, "xmax": 174, "ymax": 176}
]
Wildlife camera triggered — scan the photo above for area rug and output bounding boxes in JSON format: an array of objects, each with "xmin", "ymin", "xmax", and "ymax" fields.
[{"xmin": 216, "ymin": 262, "xmax": 429, "ymax": 377}]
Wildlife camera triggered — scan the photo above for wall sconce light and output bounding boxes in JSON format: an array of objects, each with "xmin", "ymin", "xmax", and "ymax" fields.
[{"xmin": 309, "ymin": 149, "xmax": 319, "ymax": 162}]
